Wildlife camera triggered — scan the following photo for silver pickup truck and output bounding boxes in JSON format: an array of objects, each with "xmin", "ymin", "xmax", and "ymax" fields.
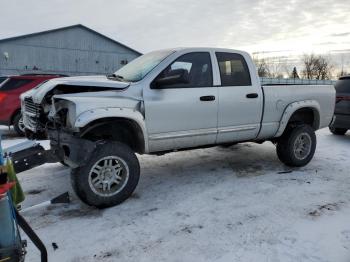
[{"xmin": 21, "ymin": 48, "xmax": 335, "ymax": 207}]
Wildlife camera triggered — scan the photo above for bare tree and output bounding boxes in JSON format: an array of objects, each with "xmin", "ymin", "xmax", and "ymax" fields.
[
  {"xmin": 338, "ymin": 54, "xmax": 347, "ymax": 77},
  {"xmin": 253, "ymin": 57, "xmax": 286, "ymax": 78},
  {"xmin": 301, "ymin": 54, "xmax": 333, "ymax": 80},
  {"xmin": 337, "ymin": 66, "xmax": 349, "ymax": 78},
  {"xmin": 267, "ymin": 59, "xmax": 284, "ymax": 78},
  {"xmin": 253, "ymin": 57, "xmax": 270, "ymax": 77},
  {"xmin": 337, "ymin": 70, "xmax": 348, "ymax": 78}
]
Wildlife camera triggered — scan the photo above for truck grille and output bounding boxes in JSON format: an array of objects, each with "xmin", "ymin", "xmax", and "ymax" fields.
[
  {"xmin": 23, "ymin": 97, "xmax": 42, "ymax": 132},
  {"xmin": 24, "ymin": 97, "xmax": 41, "ymax": 115}
]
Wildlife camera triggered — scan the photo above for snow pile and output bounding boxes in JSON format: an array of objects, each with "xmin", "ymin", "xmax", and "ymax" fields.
[{"xmin": 1, "ymin": 126, "xmax": 350, "ymax": 262}]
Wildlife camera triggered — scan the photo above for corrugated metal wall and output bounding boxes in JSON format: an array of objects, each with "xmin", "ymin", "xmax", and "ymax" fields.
[{"xmin": 0, "ymin": 26, "xmax": 140, "ymax": 76}]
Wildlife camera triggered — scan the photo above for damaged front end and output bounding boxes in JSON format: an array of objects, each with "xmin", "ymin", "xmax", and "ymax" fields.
[
  {"xmin": 21, "ymin": 83, "xmax": 127, "ymax": 139},
  {"xmin": 42, "ymin": 97, "xmax": 95, "ymax": 168},
  {"xmin": 22, "ymin": 96, "xmax": 48, "ymax": 139},
  {"xmin": 47, "ymin": 128, "xmax": 97, "ymax": 168},
  {"xmin": 21, "ymin": 76, "xmax": 143, "ymax": 168},
  {"xmin": 45, "ymin": 95, "xmax": 97, "ymax": 167}
]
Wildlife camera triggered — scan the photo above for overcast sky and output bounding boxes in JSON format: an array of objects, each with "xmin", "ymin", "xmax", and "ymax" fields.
[{"xmin": 1, "ymin": 0, "xmax": 350, "ymax": 66}]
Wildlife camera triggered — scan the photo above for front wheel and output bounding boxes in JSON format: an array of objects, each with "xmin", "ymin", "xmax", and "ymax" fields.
[
  {"xmin": 71, "ymin": 142, "xmax": 140, "ymax": 208},
  {"xmin": 276, "ymin": 124, "xmax": 316, "ymax": 167}
]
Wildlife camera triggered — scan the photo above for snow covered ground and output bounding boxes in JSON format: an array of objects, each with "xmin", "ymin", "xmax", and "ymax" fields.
[{"xmin": 1, "ymin": 126, "xmax": 350, "ymax": 262}]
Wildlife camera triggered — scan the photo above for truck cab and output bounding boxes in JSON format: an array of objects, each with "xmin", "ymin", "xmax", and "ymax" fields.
[{"xmin": 142, "ymin": 48, "xmax": 263, "ymax": 151}]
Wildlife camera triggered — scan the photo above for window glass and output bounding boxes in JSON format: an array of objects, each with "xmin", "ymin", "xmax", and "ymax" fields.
[
  {"xmin": 171, "ymin": 61, "xmax": 192, "ymax": 72},
  {"xmin": 216, "ymin": 52, "xmax": 251, "ymax": 86},
  {"xmin": 335, "ymin": 79, "xmax": 350, "ymax": 93},
  {"xmin": 156, "ymin": 52, "xmax": 213, "ymax": 88},
  {"xmin": 114, "ymin": 50, "xmax": 174, "ymax": 82},
  {"xmin": 0, "ymin": 77, "xmax": 7, "ymax": 85},
  {"xmin": 0, "ymin": 79, "xmax": 33, "ymax": 91}
]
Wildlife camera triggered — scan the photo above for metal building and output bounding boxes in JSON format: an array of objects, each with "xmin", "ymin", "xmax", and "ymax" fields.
[{"xmin": 0, "ymin": 24, "xmax": 141, "ymax": 76}]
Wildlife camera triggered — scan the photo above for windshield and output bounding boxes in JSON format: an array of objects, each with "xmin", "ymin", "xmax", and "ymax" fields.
[{"xmin": 114, "ymin": 50, "xmax": 174, "ymax": 82}]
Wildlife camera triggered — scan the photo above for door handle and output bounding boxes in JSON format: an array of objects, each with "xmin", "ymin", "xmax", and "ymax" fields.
[
  {"xmin": 246, "ymin": 93, "xmax": 258, "ymax": 98},
  {"xmin": 200, "ymin": 95, "xmax": 216, "ymax": 101}
]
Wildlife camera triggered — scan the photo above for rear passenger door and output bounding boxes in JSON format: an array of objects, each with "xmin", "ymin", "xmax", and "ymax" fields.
[{"xmin": 215, "ymin": 52, "xmax": 263, "ymax": 143}]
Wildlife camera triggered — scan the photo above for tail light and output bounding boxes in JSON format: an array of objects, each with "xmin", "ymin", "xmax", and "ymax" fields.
[
  {"xmin": 336, "ymin": 95, "xmax": 350, "ymax": 103},
  {"xmin": 0, "ymin": 92, "xmax": 7, "ymax": 102}
]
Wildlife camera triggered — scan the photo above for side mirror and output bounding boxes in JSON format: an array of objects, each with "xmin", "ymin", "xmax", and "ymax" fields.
[{"xmin": 153, "ymin": 69, "xmax": 189, "ymax": 89}]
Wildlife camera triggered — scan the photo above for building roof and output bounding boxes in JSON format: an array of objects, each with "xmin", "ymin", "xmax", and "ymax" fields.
[{"xmin": 0, "ymin": 24, "xmax": 142, "ymax": 55}]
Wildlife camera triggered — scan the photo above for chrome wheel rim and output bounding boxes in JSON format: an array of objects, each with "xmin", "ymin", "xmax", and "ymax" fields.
[
  {"xmin": 293, "ymin": 132, "xmax": 312, "ymax": 160},
  {"xmin": 88, "ymin": 156, "xmax": 129, "ymax": 197},
  {"xmin": 18, "ymin": 117, "xmax": 25, "ymax": 133}
]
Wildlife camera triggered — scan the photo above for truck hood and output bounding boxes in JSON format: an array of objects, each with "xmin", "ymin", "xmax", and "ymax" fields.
[{"xmin": 22, "ymin": 75, "xmax": 130, "ymax": 104}]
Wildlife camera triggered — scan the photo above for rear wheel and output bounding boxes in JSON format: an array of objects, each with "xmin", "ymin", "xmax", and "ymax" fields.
[
  {"xmin": 276, "ymin": 124, "xmax": 316, "ymax": 167},
  {"xmin": 71, "ymin": 142, "xmax": 140, "ymax": 208},
  {"xmin": 329, "ymin": 126, "xmax": 347, "ymax": 135},
  {"xmin": 13, "ymin": 112, "xmax": 25, "ymax": 136}
]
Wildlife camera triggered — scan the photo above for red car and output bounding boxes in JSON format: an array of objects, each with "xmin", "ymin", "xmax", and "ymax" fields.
[{"xmin": 0, "ymin": 74, "xmax": 64, "ymax": 136}]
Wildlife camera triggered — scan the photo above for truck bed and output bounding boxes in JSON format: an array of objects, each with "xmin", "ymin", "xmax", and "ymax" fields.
[{"xmin": 257, "ymin": 84, "xmax": 335, "ymax": 140}]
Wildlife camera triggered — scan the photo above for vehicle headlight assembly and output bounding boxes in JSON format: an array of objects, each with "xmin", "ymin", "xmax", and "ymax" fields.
[{"xmin": 51, "ymin": 100, "xmax": 76, "ymax": 128}]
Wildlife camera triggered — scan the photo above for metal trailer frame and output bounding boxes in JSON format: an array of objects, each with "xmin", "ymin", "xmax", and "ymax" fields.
[
  {"xmin": 3, "ymin": 141, "xmax": 60, "ymax": 174},
  {"xmin": 1, "ymin": 140, "xmax": 48, "ymax": 262}
]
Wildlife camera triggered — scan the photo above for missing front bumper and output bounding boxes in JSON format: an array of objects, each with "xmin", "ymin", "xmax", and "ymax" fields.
[{"xmin": 48, "ymin": 129, "xmax": 97, "ymax": 168}]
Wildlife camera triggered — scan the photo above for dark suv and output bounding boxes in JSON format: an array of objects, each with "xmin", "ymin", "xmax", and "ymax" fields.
[
  {"xmin": 0, "ymin": 74, "xmax": 64, "ymax": 136},
  {"xmin": 329, "ymin": 76, "xmax": 350, "ymax": 135}
]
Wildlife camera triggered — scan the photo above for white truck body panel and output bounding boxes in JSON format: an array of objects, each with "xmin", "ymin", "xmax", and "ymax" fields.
[
  {"xmin": 25, "ymin": 75, "xmax": 130, "ymax": 104},
  {"xmin": 260, "ymin": 85, "xmax": 334, "ymax": 138}
]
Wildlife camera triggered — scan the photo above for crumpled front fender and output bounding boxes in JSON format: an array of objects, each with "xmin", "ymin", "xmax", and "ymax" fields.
[{"xmin": 74, "ymin": 107, "xmax": 149, "ymax": 153}]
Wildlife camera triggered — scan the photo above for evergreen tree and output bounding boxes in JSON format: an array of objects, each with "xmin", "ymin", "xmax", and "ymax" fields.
[{"xmin": 291, "ymin": 67, "xmax": 299, "ymax": 79}]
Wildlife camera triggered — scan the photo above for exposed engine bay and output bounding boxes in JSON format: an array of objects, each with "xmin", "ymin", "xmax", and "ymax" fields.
[{"xmin": 22, "ymin": 84, "xmax": 124, "ymax": 139}]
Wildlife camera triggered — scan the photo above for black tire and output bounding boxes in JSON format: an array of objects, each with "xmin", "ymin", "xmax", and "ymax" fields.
[
  {"xmin": 329, "ymin": 126, "xmax": 347, "ymax": 135},
  {"xmin": 13, "ymin": 112, "xmax": 25, "ymax": 136},
  {"xmin": 71, "ymin": 142, "xmax": 140, "ymax": 208},
  {"xmin": 276, "ymin": 124, "xmax": 316, "ymax": 167}
]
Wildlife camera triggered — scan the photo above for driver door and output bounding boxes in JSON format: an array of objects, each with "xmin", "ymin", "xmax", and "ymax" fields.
[{"xmin": 144, "ymin": 52, "xmax": 218, "ymax": 152}]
